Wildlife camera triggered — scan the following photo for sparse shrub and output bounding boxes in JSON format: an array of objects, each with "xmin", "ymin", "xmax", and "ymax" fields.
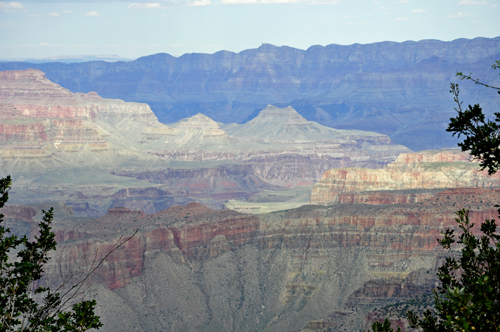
[
  {"xmin": 0, "ymin": 175, "xmax": 136, "ymax": 331},
  {"xmin": 370, "ymin": 60, "xmax": 500, "ymax": 332}
]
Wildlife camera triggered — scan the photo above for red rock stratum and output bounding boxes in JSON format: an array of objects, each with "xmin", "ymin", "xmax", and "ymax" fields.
[
  {"xmin": 3, "ymin": 184, "xmax": 498, "ymax": 331},
  {"xmin": 310, "ymin": 150, "xmax": 500, "ymax": 205}
]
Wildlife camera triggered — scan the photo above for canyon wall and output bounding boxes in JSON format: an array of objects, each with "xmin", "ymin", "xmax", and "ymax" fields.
[
  {"xmin": 311, "ymin": 150, "xmax": 500, "ymax": 205},
  {"xmin": 1, "ymin": 69, "xmax": 409, "ymax": 215},
  {"xmin": 3, "ymin": 185, "xmax": 498, "ymax": 331}
]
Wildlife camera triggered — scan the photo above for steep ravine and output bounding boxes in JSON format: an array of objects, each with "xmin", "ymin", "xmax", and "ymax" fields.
[{"xmin": 4, "ymin": 186, "xmax": 499, "ymax": 331}]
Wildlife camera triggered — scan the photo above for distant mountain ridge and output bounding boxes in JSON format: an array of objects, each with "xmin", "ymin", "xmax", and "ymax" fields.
[
  {"xmin": 1, "ymin": 37, "xmax": 499, "ymax": 150},
  {"xmin": 0, "ymin": 55, "xmax": 132, "ymax": 63}
]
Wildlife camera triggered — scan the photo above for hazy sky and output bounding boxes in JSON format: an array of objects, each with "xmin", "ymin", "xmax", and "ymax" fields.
[{"xmin": 0, "ymin": 0, "xmax": 499, "ymax": 59}]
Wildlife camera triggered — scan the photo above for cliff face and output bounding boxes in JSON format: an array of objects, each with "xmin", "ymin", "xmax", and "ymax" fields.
[
  {"xmin": 311, "ymin": 150, "xmax": 500, "ymax": 205},
  {"xmin": 1, "ymin": 37, "xmax": 499, "ymax": 150},
  {"xmin": 0, "ymin": 69, "xmax": 167, "ymax": 163},
  {"xmin": 4, "ymin": 186, "xmax": 498, "ymax": 332},
  {"xmin": 143, "ymin": 104, "xmax": 410, "ymax": 187}
]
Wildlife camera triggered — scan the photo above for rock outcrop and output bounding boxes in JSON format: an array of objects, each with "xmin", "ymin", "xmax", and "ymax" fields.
[
  {"xmin": 146, "ymin": 105, "xmax": 410, "ymax": 187},
  {"xmin": 311, "ymin": 150, "xmax": 500, "ymax": 205},
  {"xmin": 0, "ymin": 69, "xmax": 168, "ymax": 166}
]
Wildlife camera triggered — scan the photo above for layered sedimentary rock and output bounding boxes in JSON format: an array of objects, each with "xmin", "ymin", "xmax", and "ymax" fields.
[
  {"xmin": 1, "ymin": 37, "xmax": 500, "ymax": 150},
  {"xmin": 1, "ymin": 69, "xmax": 410, "ymax": 215},
  {"xmin": 3, "ymin": 185, "xmax": 498, "ymax": 331},
  {"xmin": 0, "ymin": 69, "xmax": 169, "ymax": 166},
  {"xmin": 142, "ymin": 105, "xmax": 410, "ymax": 187},
  {"xmin": 0, "ymin": 69, "xmax": 160, "ymax": 144},
  {"xmin": 311, "ymin": 150, "xmax": 500, "ymax": 205}
]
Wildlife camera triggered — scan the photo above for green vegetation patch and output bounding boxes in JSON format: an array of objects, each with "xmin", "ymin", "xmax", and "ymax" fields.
[
  {"xmin": 225, "ymin": 185, "xmax": 312, "ymax": 214},
  {"xmin": 372, "ymin": 293, "xmax": 435, "ymax": 320},
  {"xmin": 418, "ymin": 162, "xmax": 479, "ymax": 171}
]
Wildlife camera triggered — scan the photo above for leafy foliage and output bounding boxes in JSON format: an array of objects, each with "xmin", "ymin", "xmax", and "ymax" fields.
[
  {"xmin": 370, "ymin": 60, "xmax": 500, "ymax": 332},
  {"xmin": 0, "ymin": 175, "xmax": 102, "ymax": 331},
  {"xmin": 406, "ymin": 209, "xmax": 500, "ymax": 332},
  {"xmin": 446, "ymin": 60, "xmax": 500, "ymax": 175},
  {"xmin": 371, "ymin": 318, "xmax": 402, "ymax": 332}
]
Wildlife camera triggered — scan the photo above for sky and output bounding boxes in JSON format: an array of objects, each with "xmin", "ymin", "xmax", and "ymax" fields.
[{"xmin": 0, "ymin": 0, "xmax": 499, "ymax": 60}]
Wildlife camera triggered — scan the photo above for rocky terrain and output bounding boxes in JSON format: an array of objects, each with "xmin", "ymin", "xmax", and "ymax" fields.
[
  {"xmin": 311, "ymin": 150, "xmax": 500, "ymax": 205},
  {"xmin": 2, "ymin": 35, "xmax": 500, "ymax": 332},
  {"xmin": 3, "ymin": 66, "xmax": 499, "ymax": 331},
  {"xmin": 2, "ymin": 184, "xmax": 498, "ymax": 332},
  {"xmin": 3, "ymin": 92, "xmax": 499, "ymax": 330},
  {"xmin": 1, "ymin": 37, "xmax": 500, "ymax": 150},
  {"xmin": 0, "ymin": 69, "xmax": 408, "ymax": 215}
]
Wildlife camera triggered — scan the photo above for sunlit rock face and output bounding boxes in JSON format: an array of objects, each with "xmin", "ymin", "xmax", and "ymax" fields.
[
  {"xmin": 310, "ymin": 150, "xmax": 500, "ymax": 205},
  {"xmin": 3, "ymin": 185, "xmax": 498, "ymax": 332},
  {"xmin": 0, "ymin": 69, "xmax": 168, "ymax": 164},
  {"xmin": 142, "ymin": 105, "xmax": 411, "ymax": 188},
  {"xmin": 0, "ymin": 69, "xmax": 102, "ymax": 149}
]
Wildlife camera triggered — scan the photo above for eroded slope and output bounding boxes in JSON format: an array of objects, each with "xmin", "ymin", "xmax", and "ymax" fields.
[{"xmin": 3, "ymin": 185, "xmax": 498, "ymax": 331}]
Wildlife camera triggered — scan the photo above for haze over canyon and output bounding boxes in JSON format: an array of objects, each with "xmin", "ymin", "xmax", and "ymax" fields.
[
  {"xmin": 1, "ymin": 36, "xmax": 500, "ymax": 332},
  {"xmin": 2, "ymin": 37, "xmax": 500, "ymax": 151}
]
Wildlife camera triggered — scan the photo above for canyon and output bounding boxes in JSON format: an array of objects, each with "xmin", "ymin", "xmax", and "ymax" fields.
[
  {"xmin": 1, "ymin": 49, "xmax": 500, "ymax": 331},
  {"xmin": 2, "ymin": 183, "xmax": 498, "ymax": 331},
  {"xmin": 0, "ymin": 69, "xmax": 408, "ymax": 215},
  {"xmin": 1, "ymin": 37, "xmax": 500, "ymax": 150},
  {"xmin": 311, "ymin": 150, "xmax": 500, "ymax": 205},
  {"xmin": 2, "ymin": 130, "xmax": 500, "ymax": 331}
]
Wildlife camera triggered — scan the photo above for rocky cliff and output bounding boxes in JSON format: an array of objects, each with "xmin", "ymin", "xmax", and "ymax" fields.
[
  {"xmin": 1, "ymin": 37, "xmax": 499, "ymax": 150},
  {"xmin": 137, "ymin": 105, "xmax": 409, "ymax": 187},
  {"xmin": 0, "ymin": 69, "xmax": 169, "ymax": 167},
  {"xmin": 3, "ymin": 185, "xmax": 498, "ymax": 332},
  {"xmin": 311, "ymin": 150, "xmax": 500, "ymax": 205}
]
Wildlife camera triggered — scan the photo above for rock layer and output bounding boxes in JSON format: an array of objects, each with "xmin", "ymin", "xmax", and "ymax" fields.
[
  {"xmin": 1, "ymin": 69, "xmax": 410, "ymax": 215},
  {"xmin": 311, "ymin": 150, "xmax": 500, "ymax": 204},
  {"xmin": 3, "ymin": 186, "xmax": 498, "ymax": 331},
  {"xmin": 2, "ymin": 37, "xmax": 499, "ymax": 150}
]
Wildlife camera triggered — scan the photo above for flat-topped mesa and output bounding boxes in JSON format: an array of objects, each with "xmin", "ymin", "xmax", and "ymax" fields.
[
  {"xmin": 255, "ymin": 105, "xmax": 309, "ymax": 124},
  {"xmin": 0, "ymin": 68, "xmax": 46, "ymax": 80},
  {"xmin": 0, "ymin": 69, "xmax": 160, "ymax": 124},
  {"xmin": 0, "ymin": 69, "xmax": 78, "ymax": 107},
  {"xmin": 391, "ymin": 150, "xmax": 472, "ymax": 165},
  {"xmin": 310, "ymin": 150, "xmax": 500, "ymax": 205}
]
